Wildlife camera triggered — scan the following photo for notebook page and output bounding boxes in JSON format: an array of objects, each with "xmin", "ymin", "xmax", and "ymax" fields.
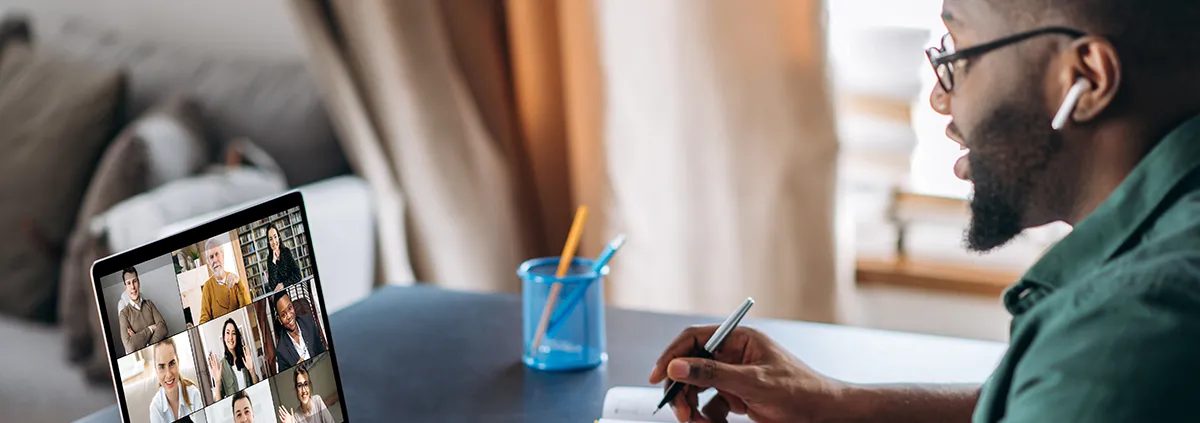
[{"xmin": 602, "ymin": 386, "xmax": 752, "ymax": 423}]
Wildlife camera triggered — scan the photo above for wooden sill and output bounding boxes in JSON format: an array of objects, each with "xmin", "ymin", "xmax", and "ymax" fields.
[
  {"xmin": 856, "ymin": 257, "xmax": 1018, "ymax": 297},
  {"xmin": 838, "ymin": 93, "xmax": 913, "ymax": 124}
]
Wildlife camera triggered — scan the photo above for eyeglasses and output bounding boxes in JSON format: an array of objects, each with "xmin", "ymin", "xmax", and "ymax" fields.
[
  {"xmin": 296, "ymin": 381, "xmax": 310, "ymax": 389},
  {"xmin": 926, "ymin": 27, "xmax": 1085, "ymax": 93}
]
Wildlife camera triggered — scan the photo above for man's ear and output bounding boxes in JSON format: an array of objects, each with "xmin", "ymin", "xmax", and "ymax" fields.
[{"xmin": 1063, "ymin": 36, "xmax": 1121, "ymax": 123}]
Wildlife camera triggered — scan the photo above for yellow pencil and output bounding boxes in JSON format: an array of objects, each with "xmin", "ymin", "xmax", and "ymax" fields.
[{"xmin": 530, "ymin": 205, "xmax": 588, "ymax": 351}]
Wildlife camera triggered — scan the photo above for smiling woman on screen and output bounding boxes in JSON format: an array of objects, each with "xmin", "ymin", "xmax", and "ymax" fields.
[
  {"xmin": 266, "ymin": 223, "xmax": 303, "ymax": 292},
  {"xmin": 149, "ymin": 338, "xmax": 204, "ymax": 423},
  {"xmin": 278, "ymin": 362, "xmax": 334, "ymax": 423},
  {"xmin": 208, "ymin": 318, "xmax": 260, "ymax": 400}
]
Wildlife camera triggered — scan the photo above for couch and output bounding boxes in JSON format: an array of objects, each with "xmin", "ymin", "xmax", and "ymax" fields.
[{"xmin": 0, "ymin": 13, "xmax": 400, "ymax": 423}]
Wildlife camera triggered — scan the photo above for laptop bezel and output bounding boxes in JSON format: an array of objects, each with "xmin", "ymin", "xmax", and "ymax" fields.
[{"xmin": 89, "ymin": 190, "xmax": 351, "ymax": 423}]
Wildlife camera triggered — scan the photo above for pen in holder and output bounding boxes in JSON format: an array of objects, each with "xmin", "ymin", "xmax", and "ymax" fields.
[
  {"xmin": 545, "ymin": 234, "xmax": 626, "ymax": 339},
  {"xmin": 520, "ymin": 257, "xmax": 608, "ymax": 371}
]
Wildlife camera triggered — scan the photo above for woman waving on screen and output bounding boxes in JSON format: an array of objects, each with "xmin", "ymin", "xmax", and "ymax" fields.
[
  {"xmin": 207, "ymin": 318, "xmax": 259, "ymax": 400},
  {"xmin": 278, "ymin": 362, "xmax": 334, "ymax": 423}
]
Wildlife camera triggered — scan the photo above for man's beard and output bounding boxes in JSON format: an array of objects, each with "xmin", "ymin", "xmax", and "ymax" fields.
[{"xmin": 965, "ymin": 104, "xmax": 1063, "ymax": 252}]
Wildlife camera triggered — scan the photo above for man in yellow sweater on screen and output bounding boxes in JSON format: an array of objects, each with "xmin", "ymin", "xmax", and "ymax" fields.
[{"xmin": 198, "ymin": 235, "xmax": 251, "ymax": 324}]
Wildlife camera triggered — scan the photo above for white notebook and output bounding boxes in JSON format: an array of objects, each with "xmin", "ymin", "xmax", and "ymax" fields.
[{"xmin": 597, "ymin": 386, "xmax": 753, "ymax": 423}]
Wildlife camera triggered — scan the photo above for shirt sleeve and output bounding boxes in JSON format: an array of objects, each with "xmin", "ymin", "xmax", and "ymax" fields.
[
  {"xmin": 1001, "ymin": 280, "xmax": 1200, "ymax": 422},
  {"xmin": 119, "ymin": 308, "xmax": 135, "ymax": 353},
  {"xmin": 285, "ymin": 248, "xmax": 303, "ymax": 283},
  {"xmin": 148, "ymin": 393, "xmax": 168, "ymax": 423},
  {"xmin": 236, "ymin": 273, "xmax": 252, "ymax": 306},
  {"xmin": 188, "ymin": 386, "xmax": 204, "ymax": 412},
  {"xmin": 148, "ymin": 404, "xmax": 165, "ymax": 423},
  {"xmin": 149, "ymin": 302, "xmax": 168, "ymax": 343},
  {"xmin": 308, "ymin": 395, "xmax": 334, "ymax": 423},
  {"xmin": 221, "ymin": 360, "xmax": 237, "ymax": 400},
  {"xmin": 306, "ymin": 317, "xmax": 327, "ymax": 355},
  {"xmin": 200, "ymin": 282, "xmax": 212, "ymax": 324},
  {"xmin": 123, "ymin": 309, "xmax": 154, "ymax": 351}
]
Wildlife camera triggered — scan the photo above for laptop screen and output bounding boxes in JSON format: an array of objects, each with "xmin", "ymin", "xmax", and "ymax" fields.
[{"xmin": 92, "ymin": 194, "xmax": 348, "ymax": 423}]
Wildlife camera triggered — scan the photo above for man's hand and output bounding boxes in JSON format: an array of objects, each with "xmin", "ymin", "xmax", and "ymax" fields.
[
  {"xmin": 148, "ymin": 324, "xmax": 157, "ymax": 334},
  {"xmin": 127, "ymin": 328, "xmax": 135, "ymax": 338},
  {"xmin": 649, "ymin": 326, "xmax": 849, "ymax": 423}
]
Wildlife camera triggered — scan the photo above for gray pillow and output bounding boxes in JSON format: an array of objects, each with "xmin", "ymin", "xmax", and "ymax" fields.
[
  {"xmin": 59, "ymin": 96, "xmax": 210, "ymax": 365},
  {"xmin": 0, "ymin": 41, "xmax": 125, "ymax": 321},
  {"xmin": 0, "ymin": 12, "xmax": 33, "ymax": 49},
  {"xmin": 45, "ymin": 20, "xmax": 351, "ymax": 186}
]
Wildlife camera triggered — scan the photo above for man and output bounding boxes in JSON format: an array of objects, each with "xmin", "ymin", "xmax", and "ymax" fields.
[
  {"xmin": 198, "ymin": 235, "xmax": 251, "ymax": 324},
  {"xmin": 273, "ymin": 291, "xmax": 327, "ymax": 370},
  {"xmin": 232, "ymin": 390, "xmax": 255, "ymax": 423},
  {"xmin": 651, "ymin": 1, "xmax": 1200, "ymax": 422},
  {"xmin": 118, "ymin": 266, "xmax": 167, "ymax": 353}
]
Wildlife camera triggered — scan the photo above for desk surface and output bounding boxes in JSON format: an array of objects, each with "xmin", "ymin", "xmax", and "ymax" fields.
[{"xmin": 78, "ymin": 285, "xmax": 1007, "ymax": 422}]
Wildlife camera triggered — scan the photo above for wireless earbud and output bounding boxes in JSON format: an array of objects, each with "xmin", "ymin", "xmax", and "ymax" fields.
[{"xmin": 1052, "ymin": 78, "xmax": 1092, "ymax": 130}]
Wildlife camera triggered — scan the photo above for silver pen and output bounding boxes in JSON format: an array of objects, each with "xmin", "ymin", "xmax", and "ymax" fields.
[{"xmin": 654, "ymin": 297, "xmax": 755, "ymax": 414}]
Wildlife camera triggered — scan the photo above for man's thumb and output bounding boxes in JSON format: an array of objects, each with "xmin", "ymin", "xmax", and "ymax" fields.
[{"xmin": 666, "ymin": 358, "xmax": 756, "ymax": 394}]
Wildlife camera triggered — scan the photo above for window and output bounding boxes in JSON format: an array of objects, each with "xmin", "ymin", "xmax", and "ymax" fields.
[{"xmin": 829, "ymin": 0, "xmax": 1070, "ymax": 292}]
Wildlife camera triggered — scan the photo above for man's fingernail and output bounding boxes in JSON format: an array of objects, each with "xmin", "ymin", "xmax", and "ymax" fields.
[{"xmin": 667, "ymin": 360, "xmax": 690, "ymax": 379}]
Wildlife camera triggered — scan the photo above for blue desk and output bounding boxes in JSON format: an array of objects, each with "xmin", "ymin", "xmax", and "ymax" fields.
[{"xmin": 77, "ymin": 285, "xmax": 1006, "ymax": 422}]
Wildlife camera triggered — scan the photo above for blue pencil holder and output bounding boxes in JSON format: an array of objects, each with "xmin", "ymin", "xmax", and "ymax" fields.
[{"xmin": 519, "ymin": 256, "xmax": 608, "ymax": 371}]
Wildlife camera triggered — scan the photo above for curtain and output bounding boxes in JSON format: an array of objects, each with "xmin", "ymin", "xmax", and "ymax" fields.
[
  {"xmin": 288, "ymin": 0, "xmax": 534, "ymax": 292},
  {"xmin": 289, "ymin": 0, "xmax": 852, "ymax": 323},
  {"xmin": 587, "ymin": 0, "xmax": 852, "ymax": 322}
]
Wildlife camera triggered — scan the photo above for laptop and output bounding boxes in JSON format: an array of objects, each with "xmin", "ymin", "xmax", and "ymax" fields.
[{"xmin": 90, "ymin": 192, "xmax": 350, "ymax": 423}]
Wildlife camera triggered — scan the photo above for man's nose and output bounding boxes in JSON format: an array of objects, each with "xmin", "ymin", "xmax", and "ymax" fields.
[{"xmin": 929, "ymin": 83, "xmax": 950, "ymax": 116}]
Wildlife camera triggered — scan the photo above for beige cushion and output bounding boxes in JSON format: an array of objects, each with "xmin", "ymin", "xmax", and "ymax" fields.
[
  {"xmin": 0, "ymin": 42, "xmax": 125, "ymax": 321},
  {"xmin": 59, "ymin": 96, "xmax": 210, "ymax": 367}
]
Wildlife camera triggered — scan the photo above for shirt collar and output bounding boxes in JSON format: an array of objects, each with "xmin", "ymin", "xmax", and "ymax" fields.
[
  {"xmin": 153, "ymin": 387, "xmax": 166, "ymax": 411},
  {"xmin": 130, "ymin": 297, "xmax": 143, "ymax": 311},
  {"xmin": 1015, "ymin": 114, "xmax": 1200, "ymax": 295},
  {"xmin": 153, "ymin": 386, "xmax": 194, "ymax": 418},
  {"xmin": 292, "ymin": 326, "xmax": 307, "ymax": 349}
]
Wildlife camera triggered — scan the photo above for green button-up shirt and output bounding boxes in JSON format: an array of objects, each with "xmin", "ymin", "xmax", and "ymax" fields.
[{"xmin": 974, "ymin": 115, "xmax": 1200, "ymax": 422}]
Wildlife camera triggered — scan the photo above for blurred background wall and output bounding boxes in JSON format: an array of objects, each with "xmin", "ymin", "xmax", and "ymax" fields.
[{"xmin": 1, "ymin": 0, "xmax": 305, "ymax": 60}]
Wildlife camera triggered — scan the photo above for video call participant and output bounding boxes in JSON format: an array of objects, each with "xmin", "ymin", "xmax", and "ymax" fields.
[
  {"xmin": 272, "ymin": 292, "xmax": 326, "ymax": 370},
  {"xmin": 266, "ymin": 224, "xmax": 303, "ymax": 292},
  {"xmin": 277, "ymin": 362, "xmax": 334, "ymax": 423},
  {"xmin": 208, "ymin": 318, "xmax": 260, "ymax": 400},
  {"xmin": 149, "ymin": 338, "xmax": 204, "ymax": 423},
  {"xmin": 119, "ymin": 266, "xmax": 168, "ymax": 353},
  {"xmin": 199, "ymin": 236, "xmax": 251, "ymax": 324},
  {"xmin": 232, "ymin": 390, "xmax": 256, "ymax": 423}
]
